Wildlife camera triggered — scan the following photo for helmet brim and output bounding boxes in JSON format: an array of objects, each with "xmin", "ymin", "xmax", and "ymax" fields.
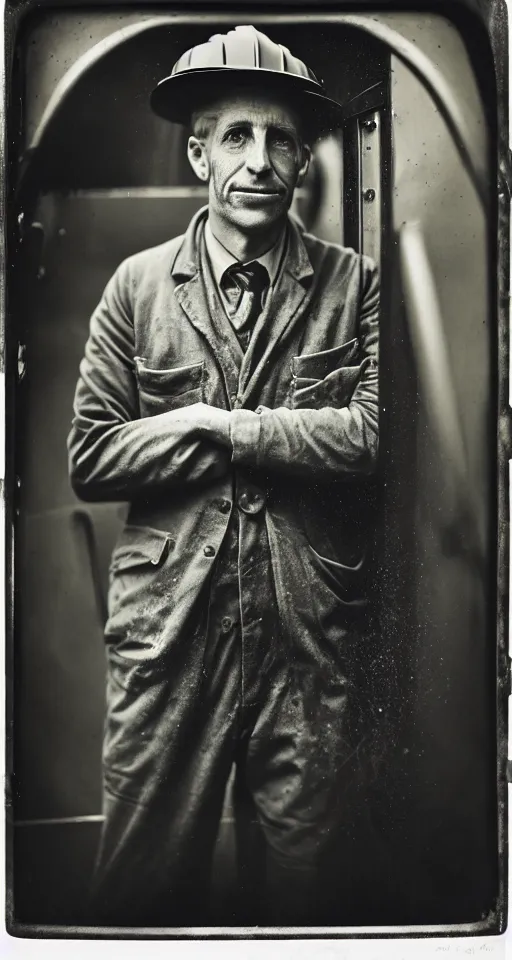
[{"xmin": 149, "ymin": 67, "xmax": 344, "ymax": 140}]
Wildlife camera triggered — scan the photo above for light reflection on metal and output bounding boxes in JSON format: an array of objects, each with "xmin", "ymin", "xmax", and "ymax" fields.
[
  {"xmin": 340, "ymin": 14, "xmax": 488, "ymax": 209},
  {"xmin": 399, "ymin": 220, "xmax": 486, "ymax": 569},
  {"xmin": 14, "ymin": 815, "xmax": 105, "ymax": 827}
]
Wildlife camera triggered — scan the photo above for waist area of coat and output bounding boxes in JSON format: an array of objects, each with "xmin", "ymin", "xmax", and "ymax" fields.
[{"xmin": 206, "ymin": 476, "xmax": 281, "ymax": 716}]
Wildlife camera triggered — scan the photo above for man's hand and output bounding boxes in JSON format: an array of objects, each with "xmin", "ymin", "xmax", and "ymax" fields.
[{"xmin": 188, "ymin": 402, "xmax": 233, "ymax": 449}]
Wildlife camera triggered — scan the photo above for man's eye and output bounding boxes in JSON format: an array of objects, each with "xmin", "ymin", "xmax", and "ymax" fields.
[
  {"xmin": 270, "ymin": 133, "xmax": 294, "ymax": 150},
  {"xmin": 225, "ymin": 129, "xmax": 247, "ymax": 144}
]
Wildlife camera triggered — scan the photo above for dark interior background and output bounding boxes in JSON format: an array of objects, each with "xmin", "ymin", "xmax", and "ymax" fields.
[{"xmin": 10, "ymin": 10, "xmax": 500, "ymax": 931}]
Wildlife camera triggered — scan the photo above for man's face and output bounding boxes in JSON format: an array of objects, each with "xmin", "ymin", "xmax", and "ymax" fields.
[{"xmin": 189, "ymin": 93, "xmax": 310, "ymax": 234}]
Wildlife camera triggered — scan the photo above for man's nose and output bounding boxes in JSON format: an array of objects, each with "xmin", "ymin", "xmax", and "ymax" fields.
[{"xmin": 245, "ymin": 132, "xmax": 271, "ymax": 174}]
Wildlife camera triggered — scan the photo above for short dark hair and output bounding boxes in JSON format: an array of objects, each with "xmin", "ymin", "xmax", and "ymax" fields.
[{"xmin": 190, "ymin": 107, "xmax": 220, "ymax": 142}]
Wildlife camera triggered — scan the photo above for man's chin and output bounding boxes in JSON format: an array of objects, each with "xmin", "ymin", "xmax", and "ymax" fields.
[{"xmin": 225, "ymin": 203, "xmax": 288, "ymax": 232}]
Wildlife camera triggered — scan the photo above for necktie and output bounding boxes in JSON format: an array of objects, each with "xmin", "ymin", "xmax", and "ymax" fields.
[{"xmin": 222, "ymin": 261, "xmax": 270, "ymax": 348}]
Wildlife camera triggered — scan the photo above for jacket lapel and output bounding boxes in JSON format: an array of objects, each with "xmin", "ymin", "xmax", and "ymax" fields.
[
  {"xmin": 239, "ymin": 217, "xmax": 314, "ymax": 405},
  {"xmin": 171, "ymin": 205, "xmax": 215, "ymax": 351}
]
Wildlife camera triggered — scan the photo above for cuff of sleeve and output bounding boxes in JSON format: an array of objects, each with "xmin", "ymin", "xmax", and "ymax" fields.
[{"xmin": 230, "ymin": 409, "xmax": 262, "ymax": 465}]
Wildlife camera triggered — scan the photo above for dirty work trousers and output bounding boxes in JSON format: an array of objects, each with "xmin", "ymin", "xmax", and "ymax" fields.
[{"xmin": 90, "ymin": 508, "xmax": 361, "ymax": 928}]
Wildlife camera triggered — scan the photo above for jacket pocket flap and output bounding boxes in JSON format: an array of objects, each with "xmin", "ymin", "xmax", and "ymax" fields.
[
  {"xmin": 292, "ymin": 339, "xmax": 359, "ymax": 379},
  {"xmin": 293, "ymin": 360, "xmax": 370, "ymax": 409},
  {"xmin": 135, "ymin": 359, "xmax": 204, "ymax": 395},
  {"xmin": 309, "ymin": 543, "xmax": 366, "ymax": 574},
  {"xmin": 111, "ymin": 525, "xmax": 173, "ymax": 571},
  {"xmin": 308, "ymin": 543, "xmax": 367, "ymax": 607}
]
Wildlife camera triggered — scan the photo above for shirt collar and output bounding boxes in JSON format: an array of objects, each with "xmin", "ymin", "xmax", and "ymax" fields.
[{"xmin": 204, "ymin": 218, "xmax": 287, "ymax": 288}]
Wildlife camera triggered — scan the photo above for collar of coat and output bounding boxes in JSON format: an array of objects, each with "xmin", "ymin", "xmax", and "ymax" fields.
[{"xmin": 170, "ymin": 205, "xmax": 314, "ymax": 286}]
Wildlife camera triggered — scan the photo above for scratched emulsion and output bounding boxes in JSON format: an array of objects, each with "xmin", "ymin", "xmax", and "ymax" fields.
[{"xmin": 8, "ymin": 6, "xmax": 505, "ymax": 936}]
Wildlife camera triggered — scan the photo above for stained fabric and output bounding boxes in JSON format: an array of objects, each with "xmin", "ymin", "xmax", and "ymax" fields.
[{"xmin": 68, "ymin": 205, "xmax": 379, "ymax": 925}]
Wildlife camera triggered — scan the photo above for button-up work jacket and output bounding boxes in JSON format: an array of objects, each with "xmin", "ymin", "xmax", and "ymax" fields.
[{"xmin": 68, "ymin": 206, "xmax": 379, "ymax": 672}]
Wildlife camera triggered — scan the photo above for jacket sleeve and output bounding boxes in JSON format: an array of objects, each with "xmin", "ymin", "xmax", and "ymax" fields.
[
  {"xmin": 230, "ymin": 257, "xmax": 379, "ymax": 480},
  {"xmin": 67, "ymin": 260, "xmax": 230, "ymax": 503}
]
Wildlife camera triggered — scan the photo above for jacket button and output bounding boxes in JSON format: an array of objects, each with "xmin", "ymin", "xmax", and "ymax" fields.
[
  {"xmin": 204, "ymin": 545, "xmax": 216, "ymax": 557},
  {"xmin": 238, "ymin": 488, "xmax": 266, "ymax": 515},
  {"xmin": 218, "ymin": 499, "xmax": 231, "ymax": 514},
  {"xmin": 221, "ymin": 617, "xmax": 233, "ymax": 632}
]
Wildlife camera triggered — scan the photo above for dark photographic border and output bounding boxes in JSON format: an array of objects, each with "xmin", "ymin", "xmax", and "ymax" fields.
[{"xmin": 3, "ymin": 0, "xmax": 509, "ymax": 939}]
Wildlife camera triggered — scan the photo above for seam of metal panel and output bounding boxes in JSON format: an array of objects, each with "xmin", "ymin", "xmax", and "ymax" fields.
[
  {"xmin": 56, "ymin": 187, "xmax": 309, "ymax": 200},
  {"xmin": 14, "ymin": 815, "xmax": 105, "ymax": 826},
  {"xmin": 69, "ymin": 187, "xmax": 209, "ymax": 199},
  {"xmin": 14, "ymin": 815, "xmax": 237, "ymax": 827}
]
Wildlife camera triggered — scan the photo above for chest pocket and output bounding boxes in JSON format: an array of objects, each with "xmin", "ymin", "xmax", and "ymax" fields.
[
  {"xmin": 135, "ymin": 358, "xmax": 205, "ymax": 416},
  {"xmin": 290, "ymin": 339, "xmax": 373, "ymax": 410}
]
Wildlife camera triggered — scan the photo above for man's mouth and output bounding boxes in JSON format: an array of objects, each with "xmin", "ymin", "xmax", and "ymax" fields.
[{"xmin": 231, "ymin": 186, "xmax": 283, "ymax": 196}]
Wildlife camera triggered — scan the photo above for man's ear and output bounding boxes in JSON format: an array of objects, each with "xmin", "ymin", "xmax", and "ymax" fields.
[
  {"xmin": 187, "ymin": 136, "xmax": 210, "ymax": 182},
  {"xmin": 297, "ymin": 144, "xmax": 312, "ymax": 187}
]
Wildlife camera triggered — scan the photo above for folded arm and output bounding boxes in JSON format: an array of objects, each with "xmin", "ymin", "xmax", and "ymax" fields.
[
  {"xmin": 213, "ymin": 257, "xmax": 380, "ymax": 480},
  {"xmin": 67, "ymin": 262, "xmax": 230, "ymax": 503}
]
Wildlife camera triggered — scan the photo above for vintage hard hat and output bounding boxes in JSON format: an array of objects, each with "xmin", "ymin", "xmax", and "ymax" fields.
[{"xmin": 150, "ymin": 25, "xmax": 344, "ymax": 138}]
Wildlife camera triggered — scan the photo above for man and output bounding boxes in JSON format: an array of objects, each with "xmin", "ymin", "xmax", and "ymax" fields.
[{"xmin": 68, "ymin": 24, "xmax": 379, "ymax": 927}]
